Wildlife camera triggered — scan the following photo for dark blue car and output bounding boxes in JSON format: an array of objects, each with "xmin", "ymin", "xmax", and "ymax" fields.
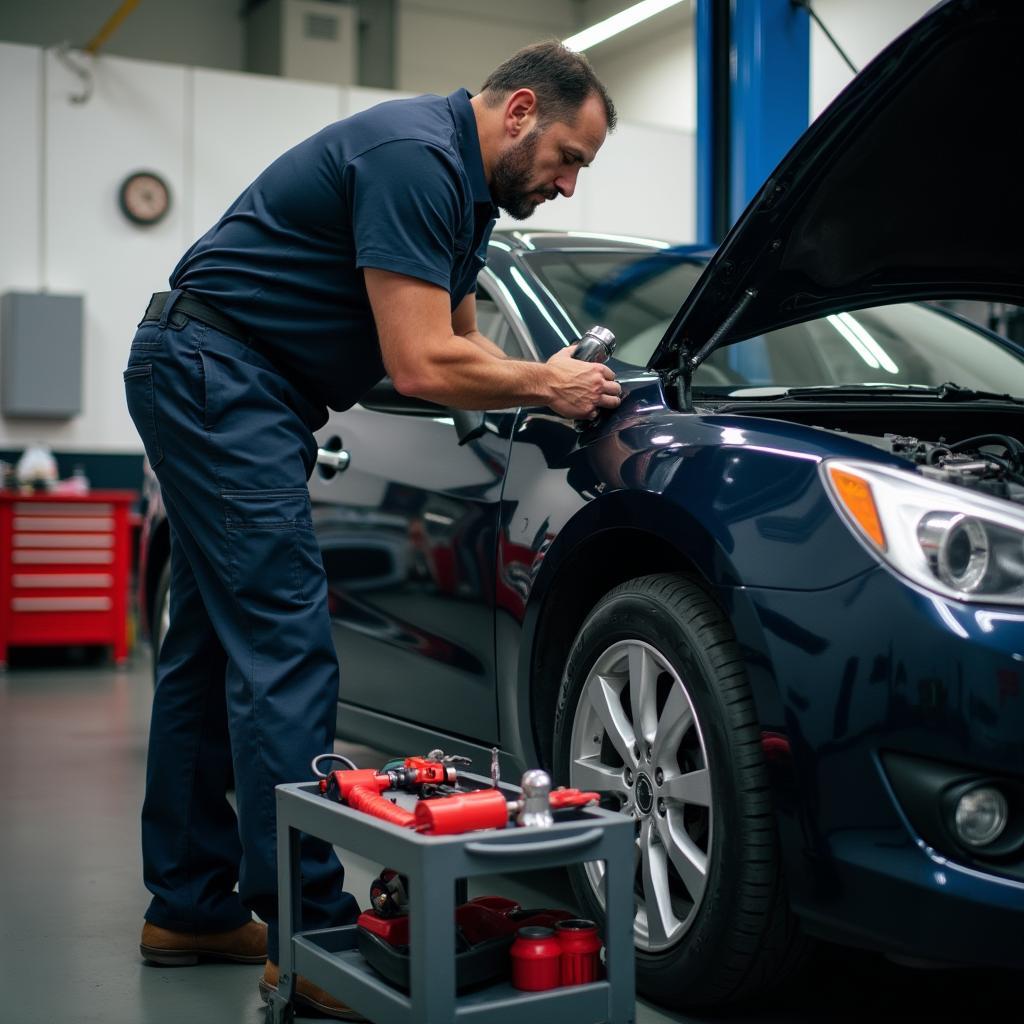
[{"xmin": 137, "ymin": 0, "xmax": 1024, "ymax": 1008}]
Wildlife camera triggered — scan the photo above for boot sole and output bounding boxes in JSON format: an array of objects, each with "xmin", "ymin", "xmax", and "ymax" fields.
[
  {"xmin": 258, "ymin": 978, "xmax": 366, "ymax": 1021},
  {"xmin": 140, "ymin": 943, "xmax": 267, "ymax": 966}
]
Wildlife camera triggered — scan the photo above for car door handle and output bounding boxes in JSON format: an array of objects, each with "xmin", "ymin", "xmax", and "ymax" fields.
[
  {"xmin": 316, "ymin": 437, "xmax": 351, "ymax": 479},
  {"xmin": 317, "ymin": 448, "xmax": 350, "ymax": 471}
]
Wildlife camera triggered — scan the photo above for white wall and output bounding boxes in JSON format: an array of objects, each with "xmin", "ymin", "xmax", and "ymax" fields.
[
  {"xmin": 189, "ymin": 68, "xmax": 342, "ymax": 238},
  {"xmin": 499, "ymin": 120, "xmax": 695, "ymax": 242},
  {"xmin": 809, "ymin": 0, "xmax": 935, "ymax": 117},
  {"xmin": 0, "ymin": 43, "xmax": 43, "ymax": 294},
  {"xmin": 39, "ymin": 50, "xmax": 189, "ymax": 454},
  {"xmin": 582, "ymin": 0, "xmax": 696, "ymax": 133}
]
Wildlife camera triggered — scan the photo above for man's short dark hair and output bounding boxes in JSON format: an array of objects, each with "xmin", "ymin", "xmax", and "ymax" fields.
[{"xmin": 481, "ymin": 41, "xmax": 617, "ymax": 132}]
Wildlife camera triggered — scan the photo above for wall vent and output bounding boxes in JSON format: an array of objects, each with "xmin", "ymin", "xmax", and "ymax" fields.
[
  {"xmin": 305, "ymin": 13, "xmax": 338, "ymax": 41},
  {"xmin": 245, "ymin": 0, "xmax": 356, "ymax": 87}
]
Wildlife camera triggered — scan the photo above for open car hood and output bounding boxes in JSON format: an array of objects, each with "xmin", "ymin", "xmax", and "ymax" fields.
[{"xmin": 648, "ymin": 0, "xmax": 1024, "ymax": 374}]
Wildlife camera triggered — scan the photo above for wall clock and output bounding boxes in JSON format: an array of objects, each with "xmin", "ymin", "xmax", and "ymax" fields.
[{"xmin": 118, "ymin": 170, "xmax": 171, "ymax": 226}]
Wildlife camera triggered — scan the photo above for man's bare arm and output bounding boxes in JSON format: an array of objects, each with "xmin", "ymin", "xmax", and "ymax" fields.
[{"xmin": 365, "ymin": 269, "xmax": 620, "ymax": 417}]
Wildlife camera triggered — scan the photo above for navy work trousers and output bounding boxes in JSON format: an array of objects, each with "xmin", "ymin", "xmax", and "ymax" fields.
[{"xmin": 123, "ymin": 292, "xmax": 357, "ymax": 961}]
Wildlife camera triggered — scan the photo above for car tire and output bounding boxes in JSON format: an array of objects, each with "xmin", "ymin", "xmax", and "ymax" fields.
[
  {"xmin": 553, "ymin": 573, "xmax": 807, "ymax": 1008},
  {"xmin": 151, "ymin": 558, "xmax": 171, "ymax": 687}
]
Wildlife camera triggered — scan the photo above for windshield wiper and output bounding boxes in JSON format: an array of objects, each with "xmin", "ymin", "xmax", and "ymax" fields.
[
  {"xmin": 930, "ymin": 381, "xmax": 1024, "ymax": 403},
  {"xmin": 714, "ymin": 382, "xmax": 1024, "ymax": 404}
]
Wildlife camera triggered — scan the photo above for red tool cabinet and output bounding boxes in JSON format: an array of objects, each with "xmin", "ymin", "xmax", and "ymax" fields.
[{"xmin": 0, "ymin": 490, "xmax": 137, "ymax": 667}]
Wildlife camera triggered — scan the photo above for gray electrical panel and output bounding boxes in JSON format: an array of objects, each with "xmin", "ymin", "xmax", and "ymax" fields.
[{"xmin": 1, "ymin": 291, "xmax": 83, "ymax": 418}]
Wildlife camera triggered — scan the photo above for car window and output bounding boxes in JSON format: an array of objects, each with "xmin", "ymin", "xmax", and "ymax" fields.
[
  {"xmin": 523, "ymin": 250, "xmax": 1024, "ymax": 395},
  {"xmin": 694, "ymin": 305, "xmax": 1024, "ymax": 392},
  {"xmin": 475, "ymin": 285, "xmax": 530, "ymax": 360},
  {"xmin": 523, "ymin": 250, "xmax": 704, "ymax": 366}
]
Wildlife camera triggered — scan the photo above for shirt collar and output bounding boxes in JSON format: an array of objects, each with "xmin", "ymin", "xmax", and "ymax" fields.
[{"xmin": 447, "ymin": 88, "xmax": 495, "ymax": 210}]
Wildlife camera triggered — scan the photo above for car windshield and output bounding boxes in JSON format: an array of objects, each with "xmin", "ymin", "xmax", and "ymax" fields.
[{"xmin": 524, "ymin": 250, "xmax": 1024, "ymax": 396}]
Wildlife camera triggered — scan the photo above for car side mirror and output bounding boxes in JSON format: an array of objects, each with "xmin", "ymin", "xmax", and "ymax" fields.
[
  {"xmin": 452, "ymin": 409, "xmax": 486, "ymax": 446},
  {"xmin": 359, "ymin": 378, "xmax": 447, "ymax": 416},
  {"xmin": 359, "ymin": 379, "xmax": 487, "ymax": 445}
]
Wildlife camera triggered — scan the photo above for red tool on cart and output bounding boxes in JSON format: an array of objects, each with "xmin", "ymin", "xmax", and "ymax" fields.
[{"xmin": 311, "ymin": 750, "xmax": 600, "ymax": 834}]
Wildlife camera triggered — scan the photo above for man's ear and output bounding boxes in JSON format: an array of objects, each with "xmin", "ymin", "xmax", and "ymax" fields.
[{"xmin": 504, "ymin": 88, "xmax": 537, "ymax": 138}]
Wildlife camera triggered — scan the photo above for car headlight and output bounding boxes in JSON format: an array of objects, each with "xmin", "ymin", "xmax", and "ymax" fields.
[{"xmin": 821, "ymin": 459, "xmax": 1024, "ymax": 605}]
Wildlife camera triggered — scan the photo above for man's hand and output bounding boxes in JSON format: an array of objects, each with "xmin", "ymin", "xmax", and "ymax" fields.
[{"xmin": 544, "ymin": 345, "xmax": 622, "ymax": 419}]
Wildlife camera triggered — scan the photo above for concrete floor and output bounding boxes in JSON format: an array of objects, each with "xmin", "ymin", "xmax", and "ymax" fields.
[{"xmin": 1, "ymin": 647, "xmax": 1019, "ymax": 1024}]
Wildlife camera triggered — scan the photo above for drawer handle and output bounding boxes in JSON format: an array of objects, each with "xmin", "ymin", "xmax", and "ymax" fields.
[
  {"xmin": 464, "ymin": 827, "xmax": 603, "ymax": 858},
  {"xmin": 12, "ymin": 596, "xmax": 112, "ymax": 612},
  {"xmin": 13, "ymin": 535, "xmax": 113, "ymax": 548},
  {"xmin": 14, "ymin": 517, "xmax": 114, "ymax": 531},
  {"xmin": 13, "ymin": 574, "xmax": 113, "ymax": 588}
]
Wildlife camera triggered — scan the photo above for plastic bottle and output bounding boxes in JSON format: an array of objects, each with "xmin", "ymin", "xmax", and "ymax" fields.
[
  {"xmin": 555, "ymin": 918, "xmax": 602, "ymax": 985},
  {"xmin": 510, "ymin": 926, "xmax": 562, "ymax": 991}
]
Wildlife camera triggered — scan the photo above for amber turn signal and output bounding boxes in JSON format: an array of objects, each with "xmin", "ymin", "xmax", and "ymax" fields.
[{"xmin": 828, "ymin": 466, "xmax": 886, "ymax": 550}]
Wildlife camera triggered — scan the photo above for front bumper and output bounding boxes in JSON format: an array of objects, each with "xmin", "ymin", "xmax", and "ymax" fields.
[
  {"xmin": 730, "ymin": 566, "xmax": 1024, "ymax": 967},
  {"xmin": 798, "ymin": 818, "xmax": 1024, "ymax": 967}
]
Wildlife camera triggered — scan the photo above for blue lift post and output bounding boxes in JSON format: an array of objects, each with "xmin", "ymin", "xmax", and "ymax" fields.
[{"xmin": 696, "ymin": 0, "xmax": 810, "ymax": 246}]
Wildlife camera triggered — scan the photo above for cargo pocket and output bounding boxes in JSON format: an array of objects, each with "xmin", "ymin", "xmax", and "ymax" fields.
[
  {"xmin": 221, "ymin": 488, "xmax": 320, "ymax": 608},
  {"xmin": 123, "ymin": 364, "xmax": 164, "ymax": 469}
]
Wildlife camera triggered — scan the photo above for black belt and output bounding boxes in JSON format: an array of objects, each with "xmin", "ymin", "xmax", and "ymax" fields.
[{"xmin": 144, "ymin": 291, "xmax": 251, "ymax": 345}]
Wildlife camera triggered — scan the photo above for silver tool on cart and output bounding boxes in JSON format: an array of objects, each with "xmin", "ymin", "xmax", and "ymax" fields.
[{"xmin": 516, "ymin": 769, "xmax": 554, "ymax": 828}]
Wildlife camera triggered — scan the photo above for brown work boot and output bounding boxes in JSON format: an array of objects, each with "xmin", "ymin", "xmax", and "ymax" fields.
[
  {"xmin": 139, "ymin": 919, "xmax": 267, "ymax": 966},
  {"xmin": 259, "ymin": 960, "xmax": 366, "ymax": 1021}
]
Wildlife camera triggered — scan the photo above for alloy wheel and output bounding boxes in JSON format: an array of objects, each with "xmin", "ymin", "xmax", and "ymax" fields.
[{"xmin": 568, "ymin": 639, "xmax": 712, "ymax": 952}]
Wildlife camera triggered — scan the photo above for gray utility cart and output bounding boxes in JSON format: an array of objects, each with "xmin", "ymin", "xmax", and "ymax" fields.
[{"xmin": 267, "ymin": 774, "xmax": 636, "ymax": 1024}]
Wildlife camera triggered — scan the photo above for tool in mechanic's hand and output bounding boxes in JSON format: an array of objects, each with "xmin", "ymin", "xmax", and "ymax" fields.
[
  {"xmin": 571, "ymin": 325, "xmax": 618, "ymax": 427},
  {"xmin": 572, "ymin": 325, "xmax": 616, "ymax": 363}
]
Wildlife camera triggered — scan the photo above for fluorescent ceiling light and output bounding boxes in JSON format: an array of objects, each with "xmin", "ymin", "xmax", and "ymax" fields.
[{"xmin": 563, "ymin": 0, "xmax": 689, "ymax": 52}]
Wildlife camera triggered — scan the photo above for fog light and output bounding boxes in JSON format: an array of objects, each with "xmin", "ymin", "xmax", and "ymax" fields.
[{"xmin": 953, "ymin": 786, "xmax": 1008, "ymax": 847}]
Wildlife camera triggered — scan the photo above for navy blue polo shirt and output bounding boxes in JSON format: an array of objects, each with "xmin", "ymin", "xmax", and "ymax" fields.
[{"xmin": 170, "ymin": 89, "xmax": 498, "ymax": 412}]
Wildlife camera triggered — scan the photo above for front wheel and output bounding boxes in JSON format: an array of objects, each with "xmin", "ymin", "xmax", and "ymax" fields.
[{"xmin": 553, "ymin": 574, "xmax": 806, "ymax": 1008}]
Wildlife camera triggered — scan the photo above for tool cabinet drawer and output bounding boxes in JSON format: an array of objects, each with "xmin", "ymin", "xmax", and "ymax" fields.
[{"xmin": 0, "ymin": 491, "xmax": 137, "ymax": 666}]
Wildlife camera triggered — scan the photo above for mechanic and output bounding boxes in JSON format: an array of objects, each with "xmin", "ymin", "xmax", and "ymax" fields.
[{"xmin": 124, "ymin": 41, "xmax": 620, "ymax": 1020}]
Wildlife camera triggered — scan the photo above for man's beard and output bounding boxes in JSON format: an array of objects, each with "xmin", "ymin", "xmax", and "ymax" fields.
[{"xmin": 491, "ymin": 130, "xmax": 556, "ymax": 221}]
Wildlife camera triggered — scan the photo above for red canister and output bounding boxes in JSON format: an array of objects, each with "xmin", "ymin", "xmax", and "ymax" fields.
[
  {"xmin": 555, "ymin": 918, "xmax": 602, "ymax": 985},
  {"xmin": 510, "ymin": 926, "xmax": 562, "ymax": 991}
]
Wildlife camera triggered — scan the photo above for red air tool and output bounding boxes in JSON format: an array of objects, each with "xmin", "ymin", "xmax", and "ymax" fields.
[
  {"xmin": 312, "ymin": 752, "xmax": 599, "ymax": 835},
  {"xmin": 313, "ymin": 750, "xmax": 467, "ymax": 828}
]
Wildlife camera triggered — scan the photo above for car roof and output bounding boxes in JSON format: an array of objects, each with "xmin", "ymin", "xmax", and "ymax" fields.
[{"xmin": 489, "ymin": 229, "xmax": 713, "ymax": 257}]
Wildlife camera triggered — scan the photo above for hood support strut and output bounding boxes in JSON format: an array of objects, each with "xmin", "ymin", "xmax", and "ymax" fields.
[{"xmin": 673, "ymin": 288, "xmax": 758, "ymax": 412}]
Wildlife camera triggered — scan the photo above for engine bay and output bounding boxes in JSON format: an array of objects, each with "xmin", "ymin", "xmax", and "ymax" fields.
[
  {"xmin": 698, "ymin": 397, "xmax": 1024, "ymax": 508},
  {"xmin": 885, "ymin": 433, "xmax": 1024, "ymax": 505}
]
